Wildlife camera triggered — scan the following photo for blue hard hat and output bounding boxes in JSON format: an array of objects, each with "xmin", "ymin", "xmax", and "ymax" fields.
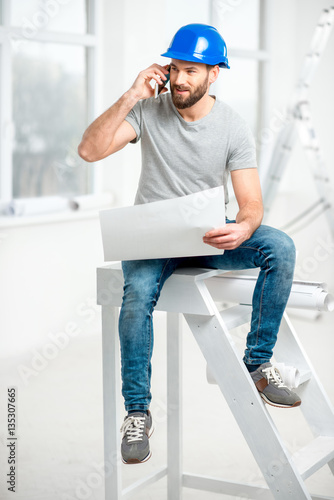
[{"xmin": 161, "ymin": 23, "xmax": 230, "ymax": 69}]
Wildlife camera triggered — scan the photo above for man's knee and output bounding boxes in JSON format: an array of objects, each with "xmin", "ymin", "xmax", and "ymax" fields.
[
  {"xmin": 256, "ymin": 225, "xmax": 295, "ymax": 270},
  {"xmin": 276, "ymin": 230, "xmax": 296, "ymax": 265},
  {"xmin": 266, "ymin": 227, "xmax": 296, "ymax": 273}
]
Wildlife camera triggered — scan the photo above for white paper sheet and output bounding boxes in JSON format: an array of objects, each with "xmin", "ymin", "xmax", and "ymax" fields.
[{"xmin": 99, "ymin": 186, "xmax": 226, "ymax": 261}]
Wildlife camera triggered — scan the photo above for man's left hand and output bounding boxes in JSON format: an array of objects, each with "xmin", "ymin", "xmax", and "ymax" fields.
[{"xmin": 203, "ymin": 222, "xmax": 251, "ymax": 250}]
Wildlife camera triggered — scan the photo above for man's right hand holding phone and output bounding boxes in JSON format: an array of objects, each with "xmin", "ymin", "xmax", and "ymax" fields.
[{"xmin": 130, "ymin": 64, "xmax": 170, "ymax": 101}]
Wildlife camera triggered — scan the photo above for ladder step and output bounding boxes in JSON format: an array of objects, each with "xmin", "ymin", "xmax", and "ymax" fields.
[
  {"xmin": 219, "ymin": 305, "xmax": 252, "ymax": 330},
  {"xmin": 298, "ymin": 369, "xmax": 312, "ymax": 385},
  {"xmin": 292, "ymin": 436, "xmax": 334, "ymax": 479}
]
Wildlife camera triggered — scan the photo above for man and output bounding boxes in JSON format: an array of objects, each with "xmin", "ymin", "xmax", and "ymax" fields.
[{"xmin": 78, "ymin": 24, "xmax": 300, "ymax": 465}]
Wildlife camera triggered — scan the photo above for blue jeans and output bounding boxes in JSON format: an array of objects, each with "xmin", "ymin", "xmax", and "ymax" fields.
[{"xmin": 119, "ymin": 223, "xmax": 295, "ymax": 412}]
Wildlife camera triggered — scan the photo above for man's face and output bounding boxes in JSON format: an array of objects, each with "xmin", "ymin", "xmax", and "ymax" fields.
[{"xmin": 169, "ymin": 59, "xmax": 211, "ymax": 109}]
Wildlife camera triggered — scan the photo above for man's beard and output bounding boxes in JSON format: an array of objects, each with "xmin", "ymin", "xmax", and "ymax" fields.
[{"xmin": 171, "ymin": 74, "xmax": 209, "ymax": 109}]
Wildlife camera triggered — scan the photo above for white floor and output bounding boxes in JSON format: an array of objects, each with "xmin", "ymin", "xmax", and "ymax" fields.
[{"xmin": 0, "ymin": 307, "xmax": 333, "ymax": 500}]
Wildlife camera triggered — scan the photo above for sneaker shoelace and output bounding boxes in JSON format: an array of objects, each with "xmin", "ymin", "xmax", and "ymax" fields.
[
  {"xmin": 120, "ymin": 416, "xmax": 146, "ymax": 443},
  {"xmin": 261, "ymin": 366, "xmax": 286, "ymax": 389}
]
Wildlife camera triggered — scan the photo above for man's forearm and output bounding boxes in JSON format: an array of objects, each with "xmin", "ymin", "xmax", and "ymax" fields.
[{"xmin": 78, "ymin": 89, "xmax": 139, "ymax": 162}]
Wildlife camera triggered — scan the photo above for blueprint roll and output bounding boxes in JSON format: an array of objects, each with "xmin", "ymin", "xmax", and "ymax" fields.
[
  {"xmin": 69, "ymin": 193, "xmax": 113, "ymax": 211},
  {"xmin": 275, "ymin": 363, "xmax": 301, "ymax": 389},
  {"xmin": 5, "ymin": 196, "xmax": 69, "ymax": 216},
  {"xmin": 205, "ymin": 275, "xmax": 334, "ymax": 312}
]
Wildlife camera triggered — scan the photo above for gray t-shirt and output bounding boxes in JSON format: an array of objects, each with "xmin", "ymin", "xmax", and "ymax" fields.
[{"xmin": 125, "ymin": 92, "xmax": 256, "ymax": 206}]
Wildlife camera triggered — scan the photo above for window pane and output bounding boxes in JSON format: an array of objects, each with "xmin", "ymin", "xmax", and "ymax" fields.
[
  {"xmin": 212, "ymin": 59, "xmax": 258, "ymax": 133},
  {"xmin": 12, "ymin": 41, "xmax": 91, "ymax": 198},
  {"xmin": 212, "ymin": 0, "xmax": 259, "ymax": 50},
  {"xmin": 11, "ymin": 0, "xmax": 87, "ymax": 35}
]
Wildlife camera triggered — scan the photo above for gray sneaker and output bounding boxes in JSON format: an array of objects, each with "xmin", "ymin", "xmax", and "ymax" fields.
[
  {"xmin": 120, "ymin": 411, "xmax": 154, "ymax": 464},
  {"xmin": 250, "ymin": 362, "xmax": 301, "ymax": 408}
]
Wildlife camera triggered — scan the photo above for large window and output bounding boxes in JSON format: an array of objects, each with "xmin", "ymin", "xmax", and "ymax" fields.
[
  {"xmin": 0, "ymin": 0, "xmax": 98, "ymax": 204},
  {"xmin": 205, "ymin": 0, "xmax": 271, "ymax": 214},
  {"xmin": 210, "ymin": 0, "xmax": 263, "ymax": 133},
  {"xmin": 211, "ymin": 0, "xmax": 259, "ymax": 131}
]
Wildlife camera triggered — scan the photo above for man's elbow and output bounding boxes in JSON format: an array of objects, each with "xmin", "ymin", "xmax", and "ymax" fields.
[{"xmin": 77, "ymin": 140, "xmax": 97, "ymax": 162}]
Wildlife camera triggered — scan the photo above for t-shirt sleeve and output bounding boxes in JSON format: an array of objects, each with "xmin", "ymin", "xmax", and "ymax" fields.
[
  {"xmin": 227, "ymin": 119, "xmax": 257, "ymax": 171},
  {"xmin": 125, "ymin": 101, "xmax": 142, "ymax": 144}
]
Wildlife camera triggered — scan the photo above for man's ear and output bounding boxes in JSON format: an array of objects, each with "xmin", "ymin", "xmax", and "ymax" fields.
[{"xmin": 209, "ymin": 65, "xmax": 220, "ymax": 84}]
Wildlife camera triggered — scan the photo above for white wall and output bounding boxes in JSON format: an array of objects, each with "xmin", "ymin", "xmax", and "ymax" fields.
[{"xmin": 0, "ymin": 216, "xmax": 103, "ymax": 359}]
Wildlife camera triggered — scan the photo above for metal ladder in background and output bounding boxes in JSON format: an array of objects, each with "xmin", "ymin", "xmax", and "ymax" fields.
[
  {"xmin": 261, "ymin": 6, "xmax": 334, "ymax": 236},
  {"xmin": 97, "ymin": 264, "xmax": 334, "ymax": 500}
]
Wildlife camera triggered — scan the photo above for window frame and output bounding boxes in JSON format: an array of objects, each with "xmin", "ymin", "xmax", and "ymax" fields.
[
  {"xmin": 210, "ymin": 0, "xmax": 273, "ymax": 168},
  {"xmin": 0, "ymin": 0, "xmax": 100, "ymax": 205}
]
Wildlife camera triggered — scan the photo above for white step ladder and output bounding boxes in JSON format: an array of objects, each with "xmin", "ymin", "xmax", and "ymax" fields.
[
  {"xmin": 97, "ymin": 263, "xmax": 334, "ymax": 499},
  {"xmin": 261, "ymin": 6, "xmax": 334, "ymax": 236}
]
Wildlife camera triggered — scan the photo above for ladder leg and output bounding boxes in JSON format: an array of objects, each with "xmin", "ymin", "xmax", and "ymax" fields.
[
  {"xmin": 184, "ymin": 312, "xmax": 312, "ymax": 500},
  {"xmin": 296, "ymin": 104, "xmax": 334, "ymax": 236},
  {"xmin": 167, "ymin": 312, "xmax": 183, "ymax": 500},
  {"xmin": 262, "ymin": 121, "xmax": 297, "ymax": 217},
  {"xmin": 328, "ymin": 458, "xmax": 334, "ymax": 477},
  {"xmin": 102, "ymin": 306, "xmax": 122, "ymax": 500},
  {"xmin": 275, "ymin": 313, "xmax": 334, "ymax": 438}
]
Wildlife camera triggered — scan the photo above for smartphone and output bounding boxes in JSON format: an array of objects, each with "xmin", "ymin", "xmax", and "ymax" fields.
[{"xmin": 155, "ymin": 65, "xmax": 170, "ymax": 98}]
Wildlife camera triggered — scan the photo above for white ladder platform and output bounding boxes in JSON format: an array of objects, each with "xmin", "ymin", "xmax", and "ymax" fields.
[
  {"xmin": 220, "ymin": 303, "xmax": 252, "ymax": 330},
  {"xmin": 122, "ymin": 466, "xmax": 167, "ymax": 500},
  {"xmin": 182, "ymin": 473, "xmax": 334, "ymax": 500},
  {"xmin": 292, "ymin": 436, "xmax": 334, "ymax": 480},
  {"xmin": 97, "ymin": 264, "xmax": 334, "ymax": 500}
]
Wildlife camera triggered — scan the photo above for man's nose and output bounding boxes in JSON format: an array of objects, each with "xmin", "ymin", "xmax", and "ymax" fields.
[{"xmin": 174, "ymin": 71, "xmax": 186, "ymax": 86}]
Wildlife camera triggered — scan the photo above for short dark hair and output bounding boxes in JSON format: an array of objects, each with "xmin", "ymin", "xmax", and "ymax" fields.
[{"xmin": 205, "ymin": 64, "xmax": 218, "ymax": 72}]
